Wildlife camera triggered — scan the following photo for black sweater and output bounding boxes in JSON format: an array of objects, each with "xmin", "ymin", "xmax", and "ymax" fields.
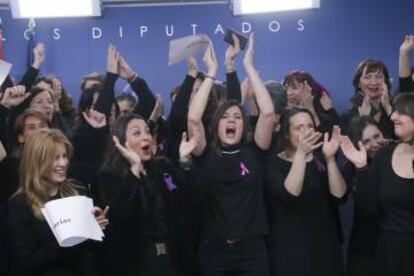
[{"xmin": 7, "ymin": 189, "xmax": 98, "ymax": 276}]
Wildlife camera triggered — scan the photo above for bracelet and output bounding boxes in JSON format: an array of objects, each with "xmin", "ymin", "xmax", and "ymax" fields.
[{"xmin": 205, "ymin": 75, "xmax": 215, "ymax": 81}]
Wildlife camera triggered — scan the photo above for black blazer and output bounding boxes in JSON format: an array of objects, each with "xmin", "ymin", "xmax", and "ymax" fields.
[{"xmin": 95, "ymin": 158, "xmax": 198, "ymax": 276}]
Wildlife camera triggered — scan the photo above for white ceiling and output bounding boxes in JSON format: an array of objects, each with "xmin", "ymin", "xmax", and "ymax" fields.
[{"xmin": 0, "ymin": 0, "xmax": 228, "ymax": 4}]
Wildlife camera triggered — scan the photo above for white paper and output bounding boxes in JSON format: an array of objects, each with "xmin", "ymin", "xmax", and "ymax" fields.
[
  {"xmin": 168, "ymin": 34, "xmax": 211, "ymax": 65},
  {"xmin": 41, "ymin": 196, "xmax": 104, "ymax": 247},
  {"xmin": 0, "ymin": 60, "xmax": 12, "ymax": 86}
]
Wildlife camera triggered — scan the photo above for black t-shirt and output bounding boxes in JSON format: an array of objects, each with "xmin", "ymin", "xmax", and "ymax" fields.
[
  {"xmin": 195, "ymin": 143, "xmax": 268, "ymax": 240},
  {"xmin": 356, "ymin": 145, "xmax": 414, "ymax": 233},
  {"xmin": 265, "ymin": 154, "xmax": 344, "ymax": 276},
  {"xmin": 399, "ymin": 77, "xmax": 414, "ymax": 93}
]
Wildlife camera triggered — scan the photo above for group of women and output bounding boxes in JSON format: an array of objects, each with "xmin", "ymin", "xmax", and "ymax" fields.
[{"xmin": 0, "ymin": 33, "xmax": 413, "ymax": 276}]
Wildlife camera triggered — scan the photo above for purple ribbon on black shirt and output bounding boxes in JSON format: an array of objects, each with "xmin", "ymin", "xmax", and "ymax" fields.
[
  {"xmin": 163, "ymin": 173, "xmax": 177, "ymax": 191},
  {"xmin": 240, "ymin": 162, "xmax": 250, "ymax": 176}
]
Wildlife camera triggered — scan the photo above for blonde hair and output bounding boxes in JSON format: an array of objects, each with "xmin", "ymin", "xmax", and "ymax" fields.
[{"xmin": 18, "ymin": 128, "xmax": 78, "ymax": 219}]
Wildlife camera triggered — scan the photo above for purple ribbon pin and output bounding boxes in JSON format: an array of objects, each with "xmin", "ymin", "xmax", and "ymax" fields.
[
  {"xmin": 158, "ymin": 141, "xmax": 165, "ymax": 152},
  {"xmin": 240, "ymin": 162, "xmax": 250, "ymax": 176},
  {"xmin": 164, "ymin": 173, "xmax": 177, "ymax": 191}
]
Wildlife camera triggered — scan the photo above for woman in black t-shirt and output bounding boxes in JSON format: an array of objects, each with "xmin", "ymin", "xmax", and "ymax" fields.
[
  {"xmin": 266, "ymin": 107, "xmax": 347, "ymax": 276},
  {"xmin": 187, "ymin": 35, "xmax": 276, "ymax": 276}
]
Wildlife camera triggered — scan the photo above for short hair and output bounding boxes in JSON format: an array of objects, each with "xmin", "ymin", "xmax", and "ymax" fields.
[
  {"xmin": 393, "ymin": 93, "xmax": 414, "ymax": 143},
  {"xmin": 11, "ymin": 109, "xmax": 52, "ymax": 157},
  {"xmin": 352, "ymin": 60, "xmax": 391, "ymax": 94},
  {"xmin": 116, "ymin": 93, "xmax": 137, "ymax": 107}
]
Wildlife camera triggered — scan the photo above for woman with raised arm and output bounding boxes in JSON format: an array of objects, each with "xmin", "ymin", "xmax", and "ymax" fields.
[
  {"xmin": 341, "ymin": 93, "xmax": 414, "ymax": 276},
  {"xmin": 398, "ymin": 35, "xmax": 414, "ymax": 93},
  {"xmin": 7, "ymin": 128, "xmax": 108, "ymax": 276},
  {"xmin": 96, "ymin": 113, "xmax": 199, "ymax": 276},
  {"xmin": 187, "ymin": 34, "xmax": 276, "ymax": 276},
  {"xmin": 265, "ymin": 108, "xmax": 346, "ymax": 276}
]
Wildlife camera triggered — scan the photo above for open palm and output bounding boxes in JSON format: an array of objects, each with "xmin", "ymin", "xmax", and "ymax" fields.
[{"xmin": 340, "ymin": 135, "xmax": 367, "ymax": 168}]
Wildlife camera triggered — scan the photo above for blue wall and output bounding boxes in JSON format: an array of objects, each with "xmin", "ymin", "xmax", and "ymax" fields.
[{"xmin": 0, "ymin": 0, "xmax": 413, "ymax": 112}]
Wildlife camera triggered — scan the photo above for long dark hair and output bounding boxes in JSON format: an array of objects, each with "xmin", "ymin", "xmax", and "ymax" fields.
[
  {"xmin": 274, "ymin": 107, "xmax": 316, "ymax": 154},
  {"xmin": 101, "ymin": 113, "xmax": 148, "ymax": 178},
  {"xmin": 208, "ymin": 100, "xmax": 251, "ymax": 156}
]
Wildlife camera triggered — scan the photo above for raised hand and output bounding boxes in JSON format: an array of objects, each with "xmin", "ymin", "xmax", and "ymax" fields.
[
  {"xmin": 296, "ymin": 130, "xmax": 323, "ymax": 156},
  {"xmin": 320, "ymin": 91, "xmax": 333, "ymax": 111},
  {"xmin": 82, "ymin": 109, "xmax": 107, "ymax": 128},
  {"xmin": 243, "ymin": 33, "xmax": 255, "ymax": 69},
  {"xmin": 0, "ymin": 85, "xmax": 29, "ymax": 109},
  {"xmin": 322, "ymin": 125, "xmax": 341, "ymax": 161},
  {"xmin": 179, "ymin": 131, "xmax": 199, "ymax": 162},
  {"xmin": 112, "ymin": 135, "xmax": 144, "ymax": 177},
  {"xmin": 340, "ymin": 135, "xmax": 367, "ymax": 168},
  {"xmin": 107, "ymin": 44, "xmax": 120, "ymax": 74},
  {"xmin": 380, "ymin": 82, "xmax": 392, "ymax": 115},
  {"xmin": 119, "ymin": 55, "xmax": 136, "ymax": 80},
  {"xmin": 51, "ymin": 77, "xmax": 63, "ymax": 102},
  {"xmin": 32, "ymin": 43, "xmax": 45, "ymax": 69},
  {"xmin": 225, "ymin": 33, "xmax": 241, "ymax": 70},
  {"xmin": 0, "ymin": 139, "xmax": 6, "ymax": 162},
  {"xmin": 400, "ymin": 35, "xmax": 414, "ymax": 53},
  {"xmin": 186, "ymin": 57, "xmax": 198, "ymax": 77},
  {"xmin": 299, "ymin": 82, "xmax": 314, "ymax": 111},
  {"xmin": 202, "ymin": 41, "xmax": 218, "ymax": 77},
  {"xmin": 93, "ymin": 206, "xmax": 109, "ymax": 230},
  {"xmin": 358, "ymin": 96, "xmax": 371, "ymax": 116}
]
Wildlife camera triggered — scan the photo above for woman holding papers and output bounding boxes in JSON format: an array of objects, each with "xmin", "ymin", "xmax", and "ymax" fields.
[
  {"xmin": 7, "ymin": 129, "xmax": 108, "ymax": 276},
  {"xmin": 96, "ymin": 112, "xmax": 199, "ymax": 276}
]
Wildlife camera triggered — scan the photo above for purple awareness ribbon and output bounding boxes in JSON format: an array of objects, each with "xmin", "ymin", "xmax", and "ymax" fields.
[
  {"xmin": 164, "ymin": 173, "xmax": 177, "ymax": 191},
  {"xmin": 240, "ymin": 162, "xmax": 250, "ymax": 176}
]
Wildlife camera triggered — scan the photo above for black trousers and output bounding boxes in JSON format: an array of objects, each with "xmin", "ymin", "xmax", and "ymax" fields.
[
  {"xmin": 377, "ymin": 232, "xmax": 414, "ymax": 276},
  {"xmin": 347, "ymin": 250, "xmax": 376, "ymax": 276},
  {"xmin": 199, "ymin": 238, "xmax": 269, "ymax": 276},
  {"xmin": 140, "ymin": 241, "xmax": 179, "ymax": 276}
]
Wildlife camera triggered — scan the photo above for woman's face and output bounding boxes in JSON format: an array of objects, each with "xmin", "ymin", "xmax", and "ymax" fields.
[
  {"xmin": 18, "ymin": 115, "xmax": 48, "ymax": 144},
  {"xmin": 286, "ymin": 80, "xmax": 304, "ymax": 106},
  {"xmin": 391, "ymin": 111, "xmax": 414, "ymax": 142},
  {"xmin": 361, "ymin": 124, "xmax": 384, "ymax": 157},
  {"xmin": 218, "ymin": 105, "xmax": 244, "ymax": 146},
  {"xmin": 359, "ymin": 68, "xmax": 385, "ymax": 100},
  {"xmin": 30, "ymin": 91, "xmax": 54, "ymax": 119},
  {"xmin": 125, "ymin": 119, "xmax": 153, "ymax": 161},
  {"xmin": 47, "ymin": 143, "xmax": 69, "ymax": 185},
  {"xmin": 288, "ymin": 112, "xmax": 315, "ymax": 149}
]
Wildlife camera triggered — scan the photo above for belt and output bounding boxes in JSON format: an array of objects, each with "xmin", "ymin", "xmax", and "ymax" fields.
[
  {"xmin": 142, "ymin": 240, "xmax": 170, "ymax": 256},
  {"xmin": 202, "ymin": 237, "xmax": 263, "ymax": 246}
]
